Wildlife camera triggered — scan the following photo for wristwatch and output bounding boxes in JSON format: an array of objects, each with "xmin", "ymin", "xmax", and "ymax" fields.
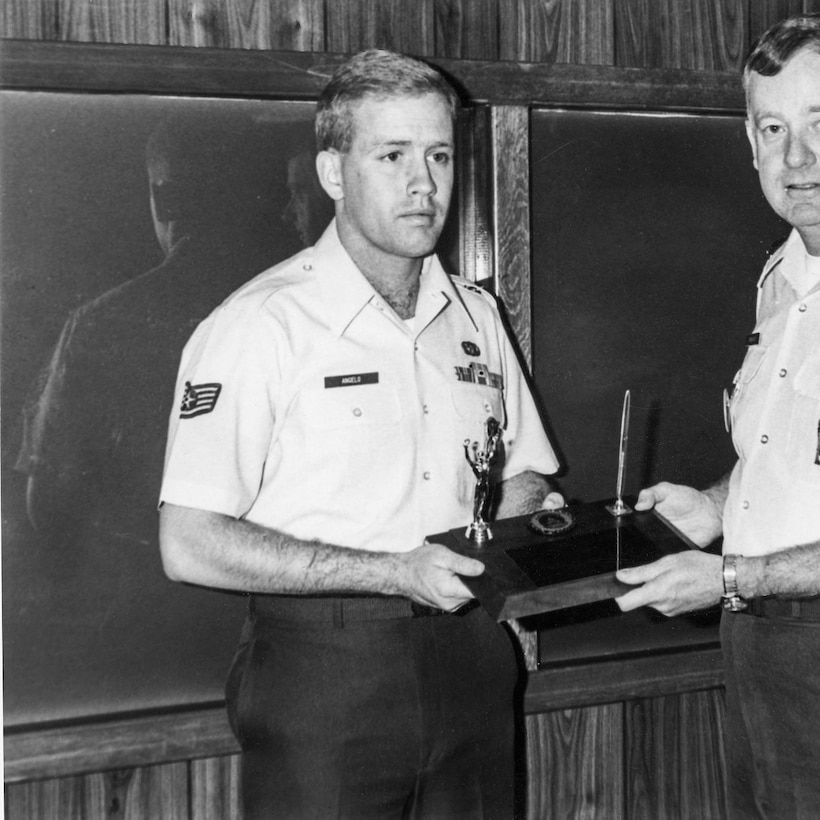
[{"xmin": 721, "ymin": 554, "xmax": 748, "ymax": 612}]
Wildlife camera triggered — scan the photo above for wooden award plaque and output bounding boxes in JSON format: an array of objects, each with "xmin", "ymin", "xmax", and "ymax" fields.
[{"xmin": 427, "ymin": 497, "xmax": 698, "ymax": 622}]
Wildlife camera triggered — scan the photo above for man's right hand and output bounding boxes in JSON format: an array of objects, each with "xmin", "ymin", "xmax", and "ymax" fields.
[
  {"xmin": 634, "ymin": 481, "xmax": 724, "ymax": 548},
  {"xmin": 399, "ymin": 543, "xmax": 484, "ymax": 613}
]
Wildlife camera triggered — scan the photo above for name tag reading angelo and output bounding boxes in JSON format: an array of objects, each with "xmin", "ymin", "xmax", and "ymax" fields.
[{"xmin": 324, "ymin": 372, "xmax": 379, "ymax": 389}]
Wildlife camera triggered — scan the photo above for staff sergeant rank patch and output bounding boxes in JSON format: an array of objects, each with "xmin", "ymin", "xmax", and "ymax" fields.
[
  {"xmin": 455, "ymin": 362, "xmax": 503, "ymax": 389},
  {"xmin": 180, "ymin": 381, "xmax": 222, "ymax": 419}
]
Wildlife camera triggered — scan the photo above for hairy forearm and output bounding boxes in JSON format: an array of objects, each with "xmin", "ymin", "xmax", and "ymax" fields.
[
  {"xmin": 160, "ymin": 504, "xmax": 405, "ymax": 596},
  {"xmin": 737, "ymin": 540, "xmax": 820, "ymax": 599},
  {"xmin": 493, "ymin": 470, "xmax": 549, "ymax": 518}
]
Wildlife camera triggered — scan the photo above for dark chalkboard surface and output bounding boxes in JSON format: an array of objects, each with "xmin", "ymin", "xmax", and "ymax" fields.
[
  {"xmin": 0, "ymin": 92, "xmax": 334, "ymax": 727},
  {"xmin": 530, "ymin": 108, "xmax": 787, "ymax": 505}
]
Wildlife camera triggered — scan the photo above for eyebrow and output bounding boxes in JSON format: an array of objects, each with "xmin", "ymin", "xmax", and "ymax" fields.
[
  {"xmin": 754, "ymin": 105, "xmax": 820, "ymax": 121},
  {"xmin": 366, "ymin": 139, "xmax": 454, "ymax": 151}
]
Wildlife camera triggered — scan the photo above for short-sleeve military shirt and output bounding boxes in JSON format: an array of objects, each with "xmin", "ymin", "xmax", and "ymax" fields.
[
  {"xmin": 724, "ymin": 230, "xmax": 820, "ymax": 556},
  {"xmin": 161, "ymin": 222, "xmax": 558, "ymax": 553}
]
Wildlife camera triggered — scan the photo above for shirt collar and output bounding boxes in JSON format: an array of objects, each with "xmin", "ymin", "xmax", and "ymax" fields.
[
  {"xmin": 311, "ymin": 219, "xmax": 477, "ymax": 336},
  {"xmin": 759, "ymin": 229, "xmax": 820, "ymax": 298}
]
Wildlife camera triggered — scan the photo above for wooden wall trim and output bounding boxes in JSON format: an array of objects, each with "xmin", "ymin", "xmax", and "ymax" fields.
[
  {"xmin": 5, "ymin": 646, "xmax": 723, "ymax": 783},
  {"xmin": 4, "ymin": 705, "xmax": 239, "ymax": 784},
  {"xmin": 1, "ymin": 38, "xmax": 745, "ymax": 113},
  {"xmin": 525, "ymin": 646, "xmax": 724, "ymax": 713}
]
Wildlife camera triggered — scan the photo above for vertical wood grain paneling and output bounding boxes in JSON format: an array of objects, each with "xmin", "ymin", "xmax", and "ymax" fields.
[
  {"xmin": 325, "ymin": 0, "xmax": 435, "ymax": 56},
  {"xmin": 169, "ymin": 0, "xmax": 233, "ymax": 47},
  {"xmin": 169, "ymin": 0, "xmax": 322, "ymax": 49},
  {"xmin": 0, "ymin": 1, "xmax": 57, "ymax": 40},
  {"xmin": 268, "ymin": 0, "xmax": 324, "ymax": 52},
  {"xmin": 492, "ymin": 105, "xmax": 531, "ymax": 363},
  {"xmin": 191, "ymin": 755, "xmax": 243, "ymax": 820},
  {"xmin": 626, "ymin": 690, "xmax": 727, "ymax": 820},
  {"xmin": 526, "ymin": 704, "xmax": 625, "ymax": 819},
  {"xmin": 433, "ymin": 0, "xmax": 499, "ymax": 60},
  {"xmin": 120, "ymin": 762, "xmax": 189, "ymax": 819},
  {"xmin": 500, "ymin": 0, "xmax": 615, "ymax": 65},
  {"xmin": 4, "ymin": 763, "xmax": 190, "ymax": 820},
  {"xmin": 749, "ymin": 0, "xmax": 807, "ymax": 46},
  {"xmin": 616, "ymin": 0, "xmax": 746, "ymax": 70},
  {"xmin": 5, "ymin": 775, "xmax": 90, "ymax": 819},
  {"xmin": 457, "ymin": 106, "xmax": 494, "ymax": 286},
  {"xmin": 57, "ymin": 0, "xmax": 165, "ymax": 44}
]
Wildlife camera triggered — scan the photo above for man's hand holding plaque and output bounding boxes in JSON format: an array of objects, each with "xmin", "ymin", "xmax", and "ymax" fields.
[{"xmin": 427, "ymin": 396, "xmax": 698, "ymax": 621}]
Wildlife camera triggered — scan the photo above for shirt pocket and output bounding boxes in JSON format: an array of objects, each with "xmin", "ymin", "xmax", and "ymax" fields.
[
  {"xmin": 297, "ymin": 384, "xmax": 403, "ymax": 435},
  {"xmin": 729, "ymin": 343, "xmax": 770, "ymax": 459},
  {"xmin": 789, "ymin": 355, "xmax": 820, "ymax": 483},
  {"xmin": 448, "ymin": 383, "xmax": 505, "ymax": 444}
]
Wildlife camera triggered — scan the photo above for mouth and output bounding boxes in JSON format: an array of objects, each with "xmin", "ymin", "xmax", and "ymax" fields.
[
  {"xmin": 786, "ymin": 182, "xmax": 820, "ymax": 192},
  {"xmin": 400, "ymin": 210, "xmax": 438, "ymax": 224}
]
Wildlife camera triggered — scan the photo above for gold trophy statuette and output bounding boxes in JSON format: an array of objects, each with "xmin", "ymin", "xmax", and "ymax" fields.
[{"xmin": 464, "ymin": 417, "xmax": 501, "ymax": 544}]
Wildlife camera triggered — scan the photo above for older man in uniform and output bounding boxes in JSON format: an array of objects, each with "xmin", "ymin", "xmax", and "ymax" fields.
[{"xmin": 616, "ymin": 14, "xmax": 820, "ymax": 818}]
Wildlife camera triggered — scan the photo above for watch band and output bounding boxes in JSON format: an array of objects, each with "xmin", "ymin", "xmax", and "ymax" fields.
[{"xmin": 722, "ymin": 553, "xmax": 748, "ymax": 612}]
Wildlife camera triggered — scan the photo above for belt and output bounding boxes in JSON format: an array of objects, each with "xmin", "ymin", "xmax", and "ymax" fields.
[
  {"xmin": 742, "ymin": 596, "xmax": 820, "ymax": 621},
  {"xmin": 250, "ymin": 594, "xmax": 477, "ymax": 625}
]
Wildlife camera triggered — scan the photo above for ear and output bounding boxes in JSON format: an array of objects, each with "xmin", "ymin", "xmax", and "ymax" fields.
[
  {"xmin": 316, "ymin": 150, "xmax": 345, "ymax": 202},
  {"xmin": 745, "ymin": 118, "xmax": 759, "ymax": 171}
]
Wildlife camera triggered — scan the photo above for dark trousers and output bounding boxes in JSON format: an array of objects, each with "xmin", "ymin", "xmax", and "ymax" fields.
[
  {"xmin": 721, "ymin": 610, "xmax": 820, "ymax": 819},
  {"xmin": 226, "ymin": 596, "xmax": 518, "ymax": 820}
]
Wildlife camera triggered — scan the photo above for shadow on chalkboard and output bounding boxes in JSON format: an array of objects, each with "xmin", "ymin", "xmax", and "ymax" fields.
[{"xmin": 0, "ymin": 93, "xmax": 334, "ymax": 727}]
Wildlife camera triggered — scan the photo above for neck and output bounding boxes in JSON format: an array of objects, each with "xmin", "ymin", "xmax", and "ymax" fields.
[{"xmin": 337, "ymin": 221, "xmax": 424, "ymax": 320}]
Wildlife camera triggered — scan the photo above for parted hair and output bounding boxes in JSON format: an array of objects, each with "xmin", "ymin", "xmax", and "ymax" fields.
[
  {"xmin": 315, "ymin": 49, "xmax": 460, "ymax": 153},
  {"xmin": 743, "ymin": 12, "xmax": 820, "ymax": 91}
]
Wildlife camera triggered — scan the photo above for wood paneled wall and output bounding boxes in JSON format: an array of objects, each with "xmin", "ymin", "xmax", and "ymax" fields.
[{"xmin": 2, "ymin": 0, "xmax": 820, "ymax": 65}]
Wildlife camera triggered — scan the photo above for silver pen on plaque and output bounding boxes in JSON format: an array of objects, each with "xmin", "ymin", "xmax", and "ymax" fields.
[{"xmin": 606, "ymin": 389, "xmax": 633, "ymax": 517}]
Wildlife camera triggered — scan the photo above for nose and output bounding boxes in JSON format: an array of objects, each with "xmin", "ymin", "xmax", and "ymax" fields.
[
  {"xmin": 785, "ymin": 129, "xmax": 817, "ymax": 169},
  {"xmin": 407, "ymin": 157, "xmax": 436, "ymax": 198}
]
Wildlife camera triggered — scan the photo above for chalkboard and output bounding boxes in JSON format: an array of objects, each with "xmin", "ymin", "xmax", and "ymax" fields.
[
  {"xmin": 530, "ymin": 109, "xmax": 787, "ymax": 506},
  {"xmin": 0, "ymin": 92, "xmax": 338, "ymax": 727},
  {"xmin": 1, "ymin": 85, "xmax": 462, "ymax": 730}
]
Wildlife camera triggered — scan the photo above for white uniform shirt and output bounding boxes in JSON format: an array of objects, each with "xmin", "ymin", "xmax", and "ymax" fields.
[
  {"xmin": 160, "ymin": 221, "xmax": 558, "ymax": 553},
  {"xmin": 724, "ymin": 230, "xmax": 820, "ymax": 556}
]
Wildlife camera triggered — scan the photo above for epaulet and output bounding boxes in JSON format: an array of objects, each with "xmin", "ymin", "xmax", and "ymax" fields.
[
  {"xmin": 452, "ymin": 276, "xmax": 496, "ymax": 302},
  {"xmin": 767, "ymin": 236, "xmax": 787, "ymax": 257}
]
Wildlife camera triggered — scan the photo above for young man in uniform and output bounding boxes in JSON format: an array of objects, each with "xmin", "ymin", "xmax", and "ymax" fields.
[
  {"xmin": 160, "ymin": 49, "xmax": 562, "ymax": 819},
  {"xmin": 615, "ymin": 14, "xmax": 820, "ymax": 817}
]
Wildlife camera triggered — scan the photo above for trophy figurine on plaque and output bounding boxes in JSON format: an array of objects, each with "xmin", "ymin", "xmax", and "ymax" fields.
[
  {"xmin": 428, "ymin": 388, "xmax": 698, "ymax": 621},
  {"xmin": 464, "ymin": 416, "xmax": 502, "ymax": 544}
]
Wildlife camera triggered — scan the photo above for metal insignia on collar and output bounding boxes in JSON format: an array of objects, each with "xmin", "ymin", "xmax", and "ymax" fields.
[
  {"xmin": 528, "ymin": 508, "xmax": 576, "ymax": 537},
  {"xmin": 461, "ymin": 341, "xmax": 481, "ymax": 356}
]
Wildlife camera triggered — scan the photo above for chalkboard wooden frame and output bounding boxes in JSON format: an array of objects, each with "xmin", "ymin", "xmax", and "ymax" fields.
[{"xmin": 2, "ymin": 38, "xmax": 737, "ymax": 782}]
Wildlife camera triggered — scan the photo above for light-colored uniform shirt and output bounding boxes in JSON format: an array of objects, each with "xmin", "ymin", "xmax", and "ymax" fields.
[
  {"xmin": 160, "ymin": 221, "xmax": 558, "ymax": 553},
  {"xmin": 724, "ymin": 229, "xmax": 820, "ymax": 557}
]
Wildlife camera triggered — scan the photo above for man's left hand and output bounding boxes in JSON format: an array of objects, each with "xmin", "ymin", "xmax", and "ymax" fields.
[{"xmin": 614, "ymin": 551, "xmax": 723, "ymax": 617}]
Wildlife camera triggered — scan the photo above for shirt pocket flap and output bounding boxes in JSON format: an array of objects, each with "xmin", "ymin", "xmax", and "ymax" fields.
[{"xmin": 297, "ymin": 385, "xmax": 403, "ymax": 431}]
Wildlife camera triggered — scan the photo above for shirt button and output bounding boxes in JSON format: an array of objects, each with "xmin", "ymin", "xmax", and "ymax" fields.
[
  {"xmin": 302, "ymin": 263, "xmax": 312, "ymax": 271},
  {"xmin": 798, "ymin": 303, "xmax": 807, "ymax": 312},
  {"xmin": 423, "ymin": 471, "xmax": 431, "ymax": 480},
  {"xmin": 760, "ymin": 434, "xmax": 768, "ymax": 443},
  {"xmin": 353, "ymin": 407, "xmax": 362, "ymax": 417},
  {"xmin": 422, "ymin": 404, "xmax": 430, "ymax": 414},
  {"xmin": 742, "ymin": 500, "xmax": 750, "ymax": 510},
  {"xmin": 779, "ymin": 368, "xmax": 787, "ymax": 377},
  {"xmin": 483, "ymin": 401, "xmax": 492, "ymax": 413}
]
